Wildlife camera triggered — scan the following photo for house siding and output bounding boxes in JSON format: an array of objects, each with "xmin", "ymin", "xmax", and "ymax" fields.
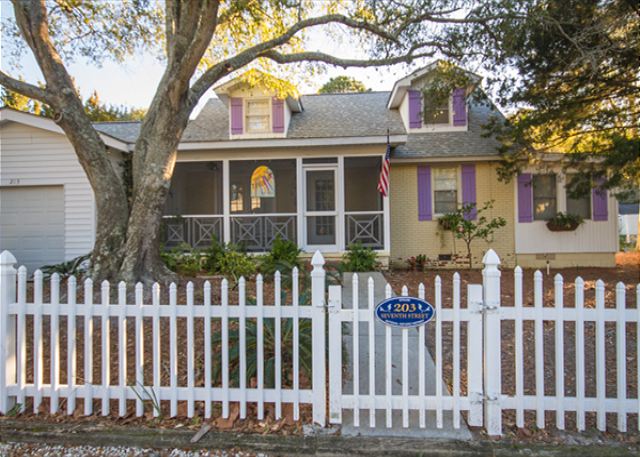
[
  {"xmin": 513, "ymin": 169, "xmax": 618, "ymax": 263},
  {"xmin": 389, "ymin": 161, "xmax": 516, "ymax": 267},
  {"xmin": 0, "ymin": 122, "xmax": 98, "ymax": 261}
]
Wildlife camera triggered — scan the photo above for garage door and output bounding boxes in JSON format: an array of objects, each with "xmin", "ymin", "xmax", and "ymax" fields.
[{"xmin": 0, "ymin": 186, "xmax": 65, "ymax": 272}]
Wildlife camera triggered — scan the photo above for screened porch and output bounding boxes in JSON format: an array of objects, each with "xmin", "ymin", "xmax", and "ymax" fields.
[{"xmin": 161, "ymin": 155, "xmax": 389, "ymax": 253}]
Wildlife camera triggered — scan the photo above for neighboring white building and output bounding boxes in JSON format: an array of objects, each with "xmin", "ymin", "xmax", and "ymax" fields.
[{"xmin": 0, "ymin": 109, "xmax": 128, "ymax": 271}]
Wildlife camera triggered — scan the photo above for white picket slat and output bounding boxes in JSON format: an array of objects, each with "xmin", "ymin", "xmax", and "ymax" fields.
[
  {"xmin": 256, "ymin": 274, "xmax": 265, "ymax": 421},
  {"xmin": 238, "ymin": 277, "xmax": 247, "ymax": 419},
  {"xmin": 595, "ymin": 279, "xmax": 606, "ymax": 431},
  {"xmin": 452, "ymin": 273, "xmax": 461, "ymax": 429},
  {"xmin": 101, "ymin": 280, "xmax": 110, "ymax": 416},
  {"xmin": 187, "ymin": 281, "xmax": 195, "ymax": 418},
  {"xmin": 384, "ymin": 283, "xmax": 392, "ymax": 428},
  {"xmin": 435, "ymin": 276, "xmax": 443, "ymax": 428},
  {"xmin": 221, "ymin": 279, "xmax": 230, "ymax": 418},
  {"xmin": 33, "ymin": 270, "xmax": 43, "ymax": 414},
  {"xmin": 50, "ymin": 273, "xmax": 60, "ymax": 414},
  {"xmin": 292, "ymin": 267, "xmax": 300, "ymax": 421},
  {"xmin": 401, "ymin": 285, "xmax": 409, "ymax": 429},
  {"xmin": 67, "ymin": 275, "xmax": 77, "ymax": 415},
  {"xmin": 368, "ymin": 276, "xmax": 375, "ymax": 428},
  {"xmin": 554, "ymin": 274, "xmax": 565, "ymax": 430},
  {"xmin": 16, "ymin": 266, "xmax": 27, "ymax": 413},
  {"xmin": 514, "ymin": 266, "xmax": 524, "ymax": 428},
  {"xmin": 352, "ymin": 273, "xmax": 359, "ymax": 427},
  {"xmin": 615, "ymin": 282, "xmax": 626, "ymax": 432},
  {"xmin": 117, "ymin": 282, "xmax": 127, "ymax": 417},
  {"xmin": 134, "ymin": 282, "xmax": 144, "ymax": 417},
  {"xmin": 203, "ymin": 281, "xmax": 212, "ymax": 419},
  {"xmin": 418, "ymin": 283, "xmax": 426, "ymax": 429},
  {"xmin": 152, "ymin": 283, "xmax": 161, "ymax": 418},
  {"xmin": 83, "ymin": 278, "xmax": 94, "ymax": 416},
  {"xmin": 534, "ymin": 271, "xmax": 544, "ymax": 429},
  {"xmin": 135, "ymin": 283, "xmax": 144, "ymax": 417},
  {"xmin": 169, "ymin": 283, "xmax": 178, "ymax": 418},
  {"xmin": 575, "ymin": 277, "xmax": 586, "ymax": 431},
  {"xmin": 274, "ymin": 271, "xmax": 282, "ymax": 420}
]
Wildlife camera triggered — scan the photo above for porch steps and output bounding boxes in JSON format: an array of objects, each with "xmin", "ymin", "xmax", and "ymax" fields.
[{"xmin": 340, "ymin": 272, "xmax": 472, "ymax": 439}]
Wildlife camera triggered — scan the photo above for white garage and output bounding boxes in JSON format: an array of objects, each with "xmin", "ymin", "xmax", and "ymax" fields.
[
  {"xmin": 0, "ymin": 186, "xmax": 65, "ymax": 271},
  {"xmin": 0, "ymin": 108, "xmax": 129, "ymax": 271}
]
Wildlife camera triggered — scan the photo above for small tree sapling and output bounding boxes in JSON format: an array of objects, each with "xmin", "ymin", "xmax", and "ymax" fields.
[{"xmin": 439, "ymin": 201, "xmax": 507, "ymax": 269}]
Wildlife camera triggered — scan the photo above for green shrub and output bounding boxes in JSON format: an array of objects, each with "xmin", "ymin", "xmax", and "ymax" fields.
[
  {"xmin": 340, "ymin": 242, "xmax": 379, "ymax": 272},
  {"xmin": 41, "ymin": 254, "xmax": 90, "ymax": 279},
  {"xmin": 215, "ymin": 249, "xmax": 256, "ymax": 285},
  {"xmin": 161, "ymin": 243, "xmax": 202, "ymax": 276},
  {"xmin": 259, "ymin": 237, "xmax": 302, "ymax": 277}
]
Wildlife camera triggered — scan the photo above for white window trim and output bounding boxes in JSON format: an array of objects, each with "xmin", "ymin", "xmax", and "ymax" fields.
[{"xmin": 432, "ymin": 165, "xmax": 461, "ymax": 217}]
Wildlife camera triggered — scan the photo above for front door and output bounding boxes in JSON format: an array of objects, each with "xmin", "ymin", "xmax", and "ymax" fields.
[{"xmin": 304, "ymin": 167, "xmax": 338, "ymax": 251}]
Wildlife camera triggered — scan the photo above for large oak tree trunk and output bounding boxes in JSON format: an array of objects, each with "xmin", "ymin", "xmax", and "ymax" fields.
[{"xmin": 118, "ymin": 85, "xmax": 193, "ymax": 283}]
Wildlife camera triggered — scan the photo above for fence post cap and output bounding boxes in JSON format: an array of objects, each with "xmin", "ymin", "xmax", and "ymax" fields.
[
  {"xmin": 311, "ymin": 250, "xmax": 325, "ymax": 268},
  {"xmin": 0, "ymin": 250, "xmax": 17, "ymax": 266},
  {"xmin": 482, "ymin": 249, "xmax": 500, "ymax": 266}
]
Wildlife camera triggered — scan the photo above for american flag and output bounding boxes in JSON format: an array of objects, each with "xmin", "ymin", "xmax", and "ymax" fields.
[{"xmin": 377, "ymin": 135, "xmax": 391, "ymax": 197}]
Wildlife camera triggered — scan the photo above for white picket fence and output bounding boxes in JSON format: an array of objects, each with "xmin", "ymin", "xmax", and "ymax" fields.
[
  {"xmin": 0, "ymin": 248, "xmax": 639, "ymax": 437},
  {"xmin": 0, "ymin": 250, "xmax": 327, "ymax": 425},
  {"xmin": 326, "ymin": 250, "xmax": 640, "ymax": 436}
]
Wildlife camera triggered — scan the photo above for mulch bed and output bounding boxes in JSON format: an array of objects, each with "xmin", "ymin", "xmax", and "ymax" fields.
[{"xmin": 383, "ymin": 251, "xmax": 640, "ymax": 442}]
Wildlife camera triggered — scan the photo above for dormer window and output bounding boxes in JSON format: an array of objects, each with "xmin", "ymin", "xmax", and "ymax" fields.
[
  {"xmin": 424, "ymin": 99, "xmax": 450, "ymax": 125},
  {"xmin": 408, "ymin": 87, "xmax": 467, "ymax": 129},
  {"xmin": 245, "ymin": 98, "xmax": 270, "ymax": 133}
]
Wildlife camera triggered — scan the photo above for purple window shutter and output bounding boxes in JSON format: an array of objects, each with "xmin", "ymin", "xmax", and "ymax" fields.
[
  {"xmin": 461, "ymin": 164, "xmax": 477, "ymax": 220},
  {"xmin": 452, "ymin": 88, "xmax": 467, "ymax": 126},
  {"xmin": 517, "ymin": 173, "xmax": 533, "ymax": 223},
  {"xmin": 417, "ymin": 165, "xmax": 432, "ymax": 221},
  {"xmin": 408, "ymin": 90, "xmax": 422, "ymax": 129},
  {"xmin": 592, "ymin": 178, "xmax": 608, "ymax": 221},
  {"xmin": 272, "ymin": 98, "xmax": 285, "ymax": 133},
  {"xmin": 230, "ymin": 97, "xmax": 243, "ymax": 134}
]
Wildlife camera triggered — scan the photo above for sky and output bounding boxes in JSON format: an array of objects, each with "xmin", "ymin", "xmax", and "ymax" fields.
[{"xmin": 0, "ymin": 1, "xmax": 487, "ymax": 117}]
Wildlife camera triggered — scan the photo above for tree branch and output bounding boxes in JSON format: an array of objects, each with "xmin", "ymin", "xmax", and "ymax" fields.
[
  {"xmin": 260, "ymin": 49, "xmax": 437, "ymax": 67},
  {"xmin": 0, "ymin": 70, "xmax": 52, "ymax": 105}
]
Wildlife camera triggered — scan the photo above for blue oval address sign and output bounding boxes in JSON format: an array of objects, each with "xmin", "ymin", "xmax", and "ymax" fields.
[{"xmin": 375, "ymin": 296, "xmax": 435, "ymax": 328}]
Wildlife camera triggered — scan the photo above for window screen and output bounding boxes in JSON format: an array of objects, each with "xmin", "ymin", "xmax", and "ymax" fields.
[
  {"xmin": 434, "ymin": 167, "xmax": 458, "ymax": 214},
  {"xmin": 533, "ymin": 174, "xmax": 557, "ymax": 220}
]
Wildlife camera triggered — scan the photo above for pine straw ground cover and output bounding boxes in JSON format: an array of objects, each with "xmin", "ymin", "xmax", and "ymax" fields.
[
  {"xmin": 384, "ymin": 251, "xmax": 640, "ymax": 443},
  {"xmin": 2, "ymin": 276, "xmax": 313, "ymax": 436}
]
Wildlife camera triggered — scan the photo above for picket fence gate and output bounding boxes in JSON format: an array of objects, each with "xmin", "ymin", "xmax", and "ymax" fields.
[{"xmin": 0, "ymin": 248, "xmax": 639, "ymax": 436}]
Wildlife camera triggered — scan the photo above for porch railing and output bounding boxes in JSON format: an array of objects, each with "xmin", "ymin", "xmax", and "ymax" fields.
[
  {"xmin": 161, "ymin": 215, "xmax": 223, "ymax": 249},
  {"xmin": 345, "ymin": 211, "xmax": 384, "ymax": 249},
  {"xmin": 230, "ymin": 214, "xmax": 297, "ymax": 251}
]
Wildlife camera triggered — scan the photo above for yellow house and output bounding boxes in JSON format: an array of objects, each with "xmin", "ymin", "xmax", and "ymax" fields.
[{"xmin": 0, "ymin": 64, "xmax": 618, "ymax": 270}]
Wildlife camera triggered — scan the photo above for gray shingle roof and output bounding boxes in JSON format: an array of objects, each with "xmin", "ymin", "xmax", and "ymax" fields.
[
  {"xmin": 393, "ymin": 99, "xmax": 505, "ymax": 158},
  {"xmin": 287, "ymin": 92, "xmax": 405, "ymax": 138},
  {"xmin": 93, "ymin": 121, "xmax": 141, "ymax": 143},
  {"xmin": 91, "ymin": 91, "xmax": 504, "ymax": 159}
]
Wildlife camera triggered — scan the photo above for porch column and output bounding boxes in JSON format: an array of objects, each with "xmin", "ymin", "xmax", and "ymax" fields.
[
  {"xmin": 222, "ymin": 159, "xmax": 231, "ymax": 244},
  {"xmin": 383, "ymin": 155, "xmax": 391, "ymax": 254},
  {"xmin": 296, "ymin": 158, "xmax": 304, "ymax": 248},
  {"xmin": 337, "ymin": 155, "xmax": 346, "ymax": 251}
]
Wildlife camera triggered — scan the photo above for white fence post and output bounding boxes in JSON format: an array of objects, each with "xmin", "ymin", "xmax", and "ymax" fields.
[
  {"xmin": 328, "ymin": 284, "xmax": 342, "ymax": 424},
  {"xmin": 466, "ymin": 283, "xmax": 484, "ymax": 427},
  {"xmin": 482, "ymin": 249, "xmax": 502, "ymax": 436},
  {"xmin": 0, "ymin": 250, "xmax": 18, "ymax": 414},
  {"xmin": 311, "ymin": 250, "xmax": 327, "ymax": 426}
]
